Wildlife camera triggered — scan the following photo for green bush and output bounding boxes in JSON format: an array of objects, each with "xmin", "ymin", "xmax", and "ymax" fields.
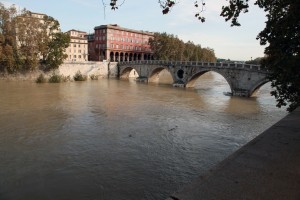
[
  {"xmin": 48, "ymin": 73, "xmax": 68, "ymax": 83},
  {"xmin": 36, "ymin": 73, "xmax": 47, "ymax": 83},
  {"xmin": 90, "ymin": 74, "xmax": 99, "ymax": 80},
  {"xmin": 62, "ymin": 75, "xmax": 71, "ymax": 82},
  {"xmin": 74, "ymin": 71, "xmax": 87, "ymax": 81}
]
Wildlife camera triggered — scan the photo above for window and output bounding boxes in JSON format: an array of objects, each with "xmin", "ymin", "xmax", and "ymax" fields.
[
  {"xmin": 74, "ymin": 55, "xmax": 76, "ymax": 58},
  {"xmin": 73, "ymin": 44, "xmax": 76, "ymax": 47}
]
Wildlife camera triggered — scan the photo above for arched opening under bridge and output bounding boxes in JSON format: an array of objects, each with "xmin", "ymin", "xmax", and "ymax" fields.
[
  {"xmin": 186, "ymin": 71, "xmax": 232, "ymax": 96},
  {"xmin": 250, "ymin": 81, "xmax": 284, "ymax": 108},
  {"xmin": 120, "ymin": 67, "xmax": 139, "ymax": 80},
  {"xmin": 250, "ymin": 81, "xmax": 272, "ymax": 97},
  {"xmin": 148, "ymin": 67, "xmax": 173, "ymax": 84}
]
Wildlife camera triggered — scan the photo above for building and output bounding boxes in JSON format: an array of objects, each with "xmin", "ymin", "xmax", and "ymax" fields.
[
  {"xmin": 88, "ymin": 24, "xmax": 154, "ymax": 62},
  {"xmin": 86, "ymin": 33, "xmax": 96, "ymax": 61},
  {"xmin": 27, "ymin": 12, "xmax": 46, "ymax": 22},
  {"xmin": 65, "ymin": 30, "xmax": 88, "ymax": 62}
]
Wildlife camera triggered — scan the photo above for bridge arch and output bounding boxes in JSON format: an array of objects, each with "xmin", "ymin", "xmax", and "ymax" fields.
[
  {"xmin": 249, "ymin": 79, "xmax": 270, "ymax": 97},
  {"xmin": 148, "ymin": 66, "xmax": 174, "ymax": 83},
  {"xmin": 120, "ymin": 66, "xmax": 139, "ymax": 79},
  {"xmin": 186, "ymin": 70, "xmax": 233, "ymax": 93}
]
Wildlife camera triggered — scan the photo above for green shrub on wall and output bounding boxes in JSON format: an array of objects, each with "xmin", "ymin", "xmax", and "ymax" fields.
[
  {"xmin": 36, "ymin": 74, "xmax": 47, "ymax": 83},
  {"xmin": 74, "ymin": 71, "xmax": 87, "ymax": 81},
  {"xmin": 90, "ymin": 74, "xmax": 99, "ymax": 80},
  {"xmin": 48, "ymin": 73, "xmax": 69, "ymax": 83}
]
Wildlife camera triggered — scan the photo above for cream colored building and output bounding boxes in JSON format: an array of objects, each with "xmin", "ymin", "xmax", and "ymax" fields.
[{"xmin": 65, "ymin": 30, "xmax": 88, "ymax": 62}]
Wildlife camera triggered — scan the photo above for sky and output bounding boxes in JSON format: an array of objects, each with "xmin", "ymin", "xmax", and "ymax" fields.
[{"xmin": 2, "ymin": 0, "xmax": 267, "ymax": 61}]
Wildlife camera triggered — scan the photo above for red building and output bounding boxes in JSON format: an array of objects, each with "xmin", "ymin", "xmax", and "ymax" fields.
[{"xmin": 87, "ymin": 24, "xmax": 154, "ymax": 62}]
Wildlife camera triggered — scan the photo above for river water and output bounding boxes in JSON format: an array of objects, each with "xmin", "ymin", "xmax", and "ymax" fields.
[{"xmin": 0, "ymin": 72, "xmax": 286, "ymax": 200}]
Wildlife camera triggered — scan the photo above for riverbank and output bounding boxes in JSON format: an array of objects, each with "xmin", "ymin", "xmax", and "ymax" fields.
[
  {"xmin": 167, "ymin": 108, "xmax": 300, "ymax": 200},
  {"xmin": 0, "ymin": 61, "xmax": 119, "ymax": 81},
  {"xmin": 0, "ymin": 71, "xmax": 44, "ymax": 81}
]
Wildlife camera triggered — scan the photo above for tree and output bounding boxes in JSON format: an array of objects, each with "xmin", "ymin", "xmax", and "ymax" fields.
[
  {"xmin": 108, "ymin": 0, "xmax": 300, "ymax": 112},
  {"xmin": 38, "ymin": 15, "xmax": 70, "ymax": 71},
  {"xmin": 43, "ymin": 32, "xmax": 70, "ymax": 71},
  {"xmin": 0, "ymin": 3, "xmax": 70, "ymax": 72},
  {"xmin": 245, "ymin": 57, "xmax": 263, "ymax": 65},
  {"xmin": 149, "ymin": 32, "xmax": 216, "ymax": 62},
  {"xmin": 0, "ymin": 3, "xmax": 19, "ymax": 72},
  {"xmin": 15, "ymin": 11, "xmax": 42, "ymax": 70}
]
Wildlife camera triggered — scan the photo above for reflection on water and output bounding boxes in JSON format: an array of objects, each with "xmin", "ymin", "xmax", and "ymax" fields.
[{"xmin": 0, "ymin": 75, "xmax": 286, "ymax": 200}]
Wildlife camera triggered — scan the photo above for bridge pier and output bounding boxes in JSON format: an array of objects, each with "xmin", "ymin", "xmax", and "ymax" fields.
[
  {"xmin": 173, "ymin": 83, "xmax": 185, "ymax": 88},
  {"xmin": 173, "ymin": 81, "xmax": 185, "ymax": 88},
  {"xmin": 135, "ymin": 76, "xmax": 148, "ymax": 83},
  {"xmin": 232, "ymin": 89, "xmax": 251, "ymax": 97}
]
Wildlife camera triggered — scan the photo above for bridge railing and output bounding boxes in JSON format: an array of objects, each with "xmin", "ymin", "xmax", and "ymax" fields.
[{"xmin": 118, "ymin": 60, "xmax": 264, "ymax": 71}]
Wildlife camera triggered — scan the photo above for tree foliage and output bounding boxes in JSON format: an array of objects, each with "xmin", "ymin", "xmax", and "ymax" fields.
[
  {"xmin": 149, "ymin": 32, "xmax": 216, "ymax": 62},
  {"xmin": 256, "ymin": 0, "xmax": 299, "ymax": 112},
  {"xmin": 0, "ymin": 3, "xmax": 70, "ymax": 73},
  {"xmin": 0, "ymin": 4, "xmax": 19, "ymax": 72},
  {"xmin": 43, "ymin": 32, "xmax": 70, "ymax": 71},
  {"xmin": 15, "ymin": 11, "xmax": 42, "ymax": 70},
  {"xmin": 245, "ymin": 57, "xmax": 264, "ymax": 65},
  {"xmin": 109, "ymin": 0, "xmax": 300, "ymax": 112}
]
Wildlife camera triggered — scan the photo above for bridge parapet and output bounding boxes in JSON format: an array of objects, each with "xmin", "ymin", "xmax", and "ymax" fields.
[{"xmin": 118, "ymin": 60, "xmax": 265, "ymax": 72}]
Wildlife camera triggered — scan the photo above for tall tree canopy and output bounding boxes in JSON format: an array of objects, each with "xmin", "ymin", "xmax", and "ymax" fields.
[
  {"xmin": 0, "ymin": 3, "xmax": 70, "ymax": 72},
  {"xmin": 149, "ymin": 32, "xmax": 216, "ymax": 62},
  {"xmin": 109, "ymin": 0, "xmax": 300, "ymax": 112}
]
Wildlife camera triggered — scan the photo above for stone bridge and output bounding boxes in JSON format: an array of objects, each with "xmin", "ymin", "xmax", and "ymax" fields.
[{"xmin": 118, "ymin": 60, "xmax": 270, "ymax": 97}]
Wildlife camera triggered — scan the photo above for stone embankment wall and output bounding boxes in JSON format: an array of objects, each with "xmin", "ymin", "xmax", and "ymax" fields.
[
  {"xmin": 0, "ymin": 61, "xmax": 134, "ymax": 81},
  {"xmin": 59, "ymin": 61, "xmax": 118, "ymax": 78}
]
